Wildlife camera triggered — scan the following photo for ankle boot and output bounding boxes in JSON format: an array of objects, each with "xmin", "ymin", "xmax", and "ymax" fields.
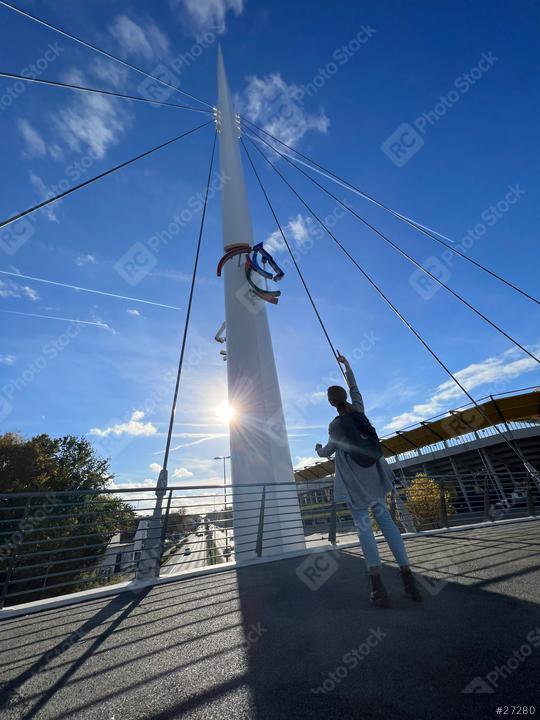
[
  {"xmin": 400, "ymin": 569, "xmax": 422, "ymax": 602},
  {"xmin": 369, "ymin": 573, "xmax": 390, "ymax": 608}
]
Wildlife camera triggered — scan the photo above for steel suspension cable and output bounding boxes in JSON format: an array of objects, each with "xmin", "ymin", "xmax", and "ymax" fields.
[
  {"xmin": 243, "ymin": 120, "xmax": 457, "ymax": 242},
  {"xmin": 241, "ymin": 138, "xmax": 343, "ymax": 376},
  {"xmin": 0, "ymin": 71, "xmax": 212, "ymax": 114},
  {"xmin": 0, "ymin": 120, "xmax": 212, "ymax": 232},
  {"xmin": 162, "ymin": 131, "xmax": 217, "ymax": 473},
  {"xmin": 243, "ymin": 119, "xmax": 539, "ymax": 306},
  {"xmin": 246, "ymin": 134, "xmax": 540, "ymax": 365},
  {"xmin": 0, "ymin": 0, "xmax": 213, "ymax": 110},
  {"xmin": 242, "ymin": 139, "xmax": 532, "ymax": 469}
]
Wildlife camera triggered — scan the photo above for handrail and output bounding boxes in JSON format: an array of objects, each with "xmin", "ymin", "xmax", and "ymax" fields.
[{"xmin": 1, "ymin": 469, "xmax": 536, "ymax": 609}]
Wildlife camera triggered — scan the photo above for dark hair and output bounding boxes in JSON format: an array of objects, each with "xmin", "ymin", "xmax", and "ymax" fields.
[{"xmin": 327, "ymin": 385, "xmax": 352, "ymax": 415}]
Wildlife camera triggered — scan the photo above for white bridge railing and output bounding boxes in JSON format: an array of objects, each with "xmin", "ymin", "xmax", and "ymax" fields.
[{"xmin": 1, "ymin": 470, "xmax": 537, "ymax": 609}]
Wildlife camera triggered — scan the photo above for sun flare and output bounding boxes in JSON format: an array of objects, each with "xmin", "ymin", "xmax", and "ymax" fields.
[{"xmin": 215, "ymin": 403, "xmax": 236, "ymax": 423}]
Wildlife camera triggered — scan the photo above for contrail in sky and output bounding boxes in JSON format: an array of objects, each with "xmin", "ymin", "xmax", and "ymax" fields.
[
  {"xmin": 0, "ymin": 270, "xmax": 181, "ymax": 310},
  {"xmin": 0, "ymin": 309, "xmax": 112, "ymax": 329}
]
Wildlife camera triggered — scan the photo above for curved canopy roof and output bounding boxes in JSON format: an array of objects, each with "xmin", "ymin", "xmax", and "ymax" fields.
[{"xmin": 294, "ymin": 389, "xmax": 540, "ymax": 483}]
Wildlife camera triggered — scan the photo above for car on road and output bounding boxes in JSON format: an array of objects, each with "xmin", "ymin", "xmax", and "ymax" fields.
[{"xmin": 183, "ymin": 547, "xmax": 191, "ymax": 555}]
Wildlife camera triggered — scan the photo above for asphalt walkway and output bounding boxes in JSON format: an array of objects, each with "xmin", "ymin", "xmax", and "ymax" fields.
[{"xmin": 0, "ymin": 520, "xmax": 538, "ymax": 720}]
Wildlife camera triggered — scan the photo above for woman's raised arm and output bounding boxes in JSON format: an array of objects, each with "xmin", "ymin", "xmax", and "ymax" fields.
[{"xmin": 337, "ymin": 352, "xmax": 365, "ymax": 413}]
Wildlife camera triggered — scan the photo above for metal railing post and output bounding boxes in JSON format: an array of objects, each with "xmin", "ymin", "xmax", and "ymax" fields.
[
  {"xmin": 439, "ymin": 479, "xmax": 449, "ymax": 528},
  {"xmin": 389, "ymin": 490, "xmax": 402, "ymax": 528},
  {"xmin": 328, "ymin": 499, "xmax": 337, "ymax": 545},
  {"xmin": 483, "ymin": 476, "xmax": 492, "ymax": 521},
  {"xmin": 136, "ymin": 498, "xmax": 166, "ymax": 582},
  {"xmin": 526, "ymin": 472, "xmax": 536, "ymax": 517},
  {"xmin": 255, "ymin": 486, "xmax": 266, "ymax": 557},
  {"xmin": 157, "ymin": 490, "xmax": 173, "ymax": 575}
]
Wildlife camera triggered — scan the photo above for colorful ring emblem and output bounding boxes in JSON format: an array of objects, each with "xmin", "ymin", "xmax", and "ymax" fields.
[
  {"xmin": 217, "ymin": 242, "xmax": 285, "ymax": 305},
  {"xmin": 217, "ymin": 244, "xmax": 251, "ymax": 276}
]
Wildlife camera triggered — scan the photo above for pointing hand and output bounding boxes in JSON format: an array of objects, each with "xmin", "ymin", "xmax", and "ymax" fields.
[{"xmin": 336, "ymin": 351, "xmax": 350, "ymax": 369}]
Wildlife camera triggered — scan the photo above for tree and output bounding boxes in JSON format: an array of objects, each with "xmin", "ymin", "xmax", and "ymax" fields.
[
  {"xmin": 165, "ymin": 510, "xmax": 191, "ymax": 539},
  {"xmin": 206, "ymin": 506, "xmax": 232, "ymax": 529},
  {"xmin": 404, "ymin": 473, "xmax": 454, "ymax": 530},
  {"xmin": 0, "ymin": 433, "xmax": 134, "ymax": 605}
]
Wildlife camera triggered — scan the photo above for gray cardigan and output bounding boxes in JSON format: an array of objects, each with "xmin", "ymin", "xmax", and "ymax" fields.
[{"xmin": 316, "ymin": 366, "xmax": 395, "ymax": 509}]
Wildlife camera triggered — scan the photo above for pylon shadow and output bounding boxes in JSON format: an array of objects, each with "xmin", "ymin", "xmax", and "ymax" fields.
[{"xmin": 0, "ymin": 522, "xmax": 537, "ymax": 720}]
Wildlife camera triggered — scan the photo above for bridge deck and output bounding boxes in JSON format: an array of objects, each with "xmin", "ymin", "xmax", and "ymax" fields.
[{"xmin": 1, "ymin": 521, "xmax": 538, "ymax": 720}]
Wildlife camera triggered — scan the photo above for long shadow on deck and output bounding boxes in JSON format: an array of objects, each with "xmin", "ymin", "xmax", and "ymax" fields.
[
  {"xmin": 0, "ymin": 523, "xmax": 538, "ymax": 720},
  {"xmin": 234, "ymin": 544, "xmax": 539, "ymax": 719}
]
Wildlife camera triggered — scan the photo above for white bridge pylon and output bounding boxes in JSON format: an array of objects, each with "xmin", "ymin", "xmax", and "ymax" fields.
[{"xmin": 217, "ymin": 47, "xmax": 305, "ymax": 561}]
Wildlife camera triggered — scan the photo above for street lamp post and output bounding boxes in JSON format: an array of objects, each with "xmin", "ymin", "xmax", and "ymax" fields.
[{"xmin": 214, "ymin": 455, "xmax": 231, "ymax": 560}]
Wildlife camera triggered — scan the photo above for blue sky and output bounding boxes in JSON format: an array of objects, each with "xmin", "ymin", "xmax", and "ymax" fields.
[{"xmin": 1, "ymin": 0, "xmax": 539, "ymax": 491}]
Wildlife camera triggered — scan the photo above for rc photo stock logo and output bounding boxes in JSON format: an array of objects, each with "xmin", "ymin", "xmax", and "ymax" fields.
[
  {"xmin": 408, "ymin": 183, "xmax": 525, "ymax": 300},
  {"xmin": 310, "ymin": 626, "xmax": 387, "ymax": 695},
  {"xmin": 296, "ymin": 550, "xmax": 339, "ymax": 591},
  {"xmin": 461, "ymin": 627, "xmax": 540, "ymax": 694},
  {"xmin": 115, "ymin": 242, "xmax": 158, "ymax": 286},
  {"xmin": 408, "ymin": 255, "xmax": 452, "ymax": 300},
  {"xmin": 413, "ymin": 547, "xmax": 463, "ymax": 597},
  {"xmin": 114, "ymin": 171, "xmax": 230, "ymax": 286},
  {"xmin": 235, "ymin": 280, "xmax": 266, "ymax": 315},
  {"xmin": 138, "ymin": 63, "xmax": 180, "ymax": 104},
  {"xmin": 0, "ymin": 394, "xmax": 13, "ymax": 423},
  {"xmin": 0, "ymin": 218, "xmax": 35, "ymax": 256},
  {"xmin": 137, "ymin": 28, "xmax": 219, "ymax": 104},
  {"xmin": 381, "ymin": 52, "xmax": 498, "ymax": 167}
]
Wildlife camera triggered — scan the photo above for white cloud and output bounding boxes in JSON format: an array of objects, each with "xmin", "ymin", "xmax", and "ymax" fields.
[
  {"xmin": 264, "ymin": 213, "xmax": 313, "ymax": 254},
  {"xmin": 176, "ymin": 457, "xmax": 220, "ymax": 474},
  {"xmin": 145, "ymin": 22, "xmax": 171, "ymax": 57},
  {"xmin": 294, "ymin": 455, "xmax": 323, "ymax": 469},
  {"xmin": 383, "ymin": 345, "xmax": 540, "ymax": 432},
  {"xmin": 52, "ymin": 68, "xmax": 130, "ymax": 160},
  {"xmin": 149, "ymin": 462, "xmax": 162, "ymax": 473},
  {"xmin": 365, "ymin": 379, "xmax": 417, "ymax": 414},
  {"xmin": 16, "ymin": 56, "xmax": 133, "ymax": 165},
  {"xmin": 169, "ymin": 0, "xmax": 243, "ymax": 35},
  {"xmin": 110, "ymin": 15, "xmax": 169, "ymax": 61},
  {"xmin": 109, "ymin": 478, "xmax": 157, "ymax": 491},
  {"xmin": 89, "ymin": 409, "xmax": 157, "ymax": 438},
  {"xmin": 237, "ymin": 73, "xmax": 329, "ymax": 147},
  {"xmin": 306, "ymin": 391, "xmax": 327, "ymax": 403},
  {"xmin": 49, "ymin": 144, "xmax": 64, "ymax": 161},
  {"xmin": 75, "ymin": 254, "xmax": 96, "ymax": 267},
  {"xmin": 127, "ymin": 308, "xmax": 142, "ymax": 317},
  {"xmin": 289, "ymin": 215, "xmax": 311, "ymax": 243},
  {"xmin": 173, "ymin": 467, "xmax": 194, "ymax": 478},
  {"xmin": 17, "ymin": 119, "xmax": 63, "ymax": 162},
  {"xmin": 16, "ymin": 118, "xmax": 46, "ymax": 158},
  {"xmin": 90, "ymin": 58, "xmax": 128, "ymax": 90},
  {"xmin": 0, "ymin": 279, "xmax": 39, "ymax": 301},
  {"xmin": 0, "ymin": 354, "xmax": 16, "ymax": 365},
  {"xmin": 29, "ymin": 172, "xmax": 59, "ymax": 223}
]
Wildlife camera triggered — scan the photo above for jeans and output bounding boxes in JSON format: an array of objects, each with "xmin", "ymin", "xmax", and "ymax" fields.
[{"xmin": 350, "ymin": 502, "xmax": 409, "ymax": 567}]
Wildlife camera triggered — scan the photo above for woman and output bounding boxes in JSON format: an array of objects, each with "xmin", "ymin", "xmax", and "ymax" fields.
[{"xmin": 315, "ymin": 353, "xmax": 421, "ymax": 608}]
